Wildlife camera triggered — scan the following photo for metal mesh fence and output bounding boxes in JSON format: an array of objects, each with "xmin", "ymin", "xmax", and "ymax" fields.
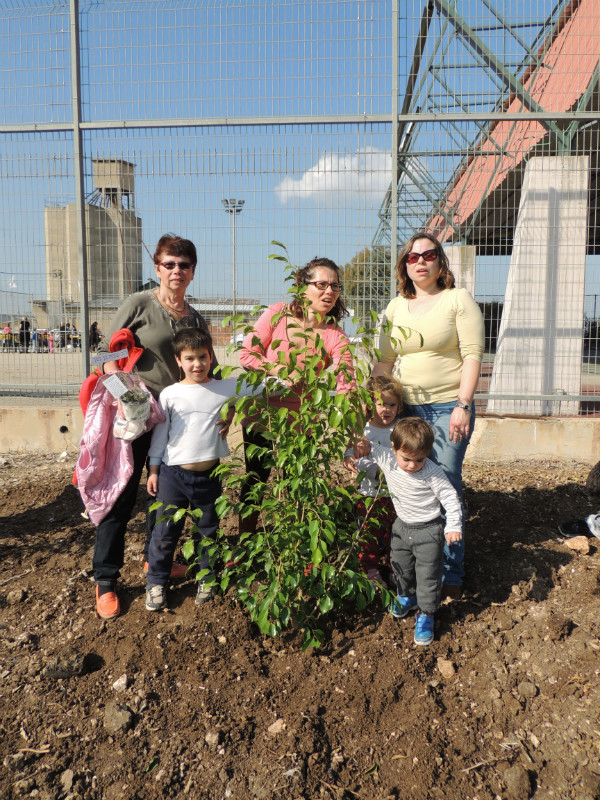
[{"xmin": 0, "ymin": 0, "xmax": 598, "ymax": 416}]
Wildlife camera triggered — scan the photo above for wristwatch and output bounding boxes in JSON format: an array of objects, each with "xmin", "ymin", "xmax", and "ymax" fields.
[{"xmin": 455, "ymin": 401, "xmax": 470, "ymax": 411}]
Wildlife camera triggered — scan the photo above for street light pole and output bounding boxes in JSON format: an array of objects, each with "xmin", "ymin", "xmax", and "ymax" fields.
[
  {"xmin": 221, "ymin": 198, "xmax": 244, "ymax": 318},
  {"xmin": 51, "ymin": 269, "xmax": 64, "ymax": 329}
]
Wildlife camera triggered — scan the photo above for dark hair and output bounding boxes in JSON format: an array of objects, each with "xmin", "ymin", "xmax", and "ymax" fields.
[
  {"xmin": 366, "ymin": 375, "xmax": 403, "ymax": 413},
  {"xmin": 154, "ymin": 233, "xmax": 197, "ymax": 267},
  {"xmin": 395, "ymin": 232, "xmax": 455, "ymax": 299},
  {"xmin": 390, "ymin": 416, "xmax": 434, "ymax": 456},
  {"xmin": 288, "ymin": 257, "xmax": 349, "ymax": 322},
  {"xmin": 173, "ymin": 328, "xmax": 213, "ymax": 358}
]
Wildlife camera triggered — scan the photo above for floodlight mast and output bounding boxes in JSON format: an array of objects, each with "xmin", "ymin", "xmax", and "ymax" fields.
[{"xmin": 221, "ymin": 198, "xmax": 245, "ymax": 318}]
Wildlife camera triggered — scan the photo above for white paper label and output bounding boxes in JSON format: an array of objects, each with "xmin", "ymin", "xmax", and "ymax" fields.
[
  {"xmin": 90, "ymin": 348, "xmax": 129, "ymax": 365},
  {"xmin": 102, "ymin": 374, "xmax": 129, "ymax": 399}
]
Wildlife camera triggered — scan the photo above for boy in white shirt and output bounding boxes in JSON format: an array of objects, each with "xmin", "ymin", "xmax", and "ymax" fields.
[
  {"xmin": 353, "ymin": 416, "xmax": 462, "ymax": 646},
  {"xmin": 145, "ymin": 328, "xmax": 277, "ymax": 611}
]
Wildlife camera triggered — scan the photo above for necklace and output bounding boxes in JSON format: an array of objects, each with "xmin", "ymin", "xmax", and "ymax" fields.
[{"xmin": 155, "ymin": 290, "xmax": 188, "ymax": 318}]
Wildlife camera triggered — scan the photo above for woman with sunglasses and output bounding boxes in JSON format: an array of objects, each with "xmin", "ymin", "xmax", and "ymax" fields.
[
  {"xmin": 373, "ymin": 233, "xmax": 484, "ymax": 599},
  {"xmin": 92, "ymin": 233, "xmax": 220, "ymax": 619},
  {"xmin": 238, "ymin": 257, "xmax": 356, "ymax": 534}
]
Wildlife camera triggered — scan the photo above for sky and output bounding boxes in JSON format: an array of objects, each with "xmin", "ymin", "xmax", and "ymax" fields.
[{"xmin": 0, "ymin": 0, "xmax": 598, "ymax": 322}]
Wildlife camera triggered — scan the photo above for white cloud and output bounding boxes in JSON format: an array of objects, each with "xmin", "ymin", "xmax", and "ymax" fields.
[{"xmin": 274, "ymin": 146, "xmax": 392, "ymax": 204}]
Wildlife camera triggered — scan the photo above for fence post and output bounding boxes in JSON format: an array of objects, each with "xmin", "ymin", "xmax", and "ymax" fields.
[{"xmin": 70, "ymin": 0, "xmax": 90, "ymax": 378}]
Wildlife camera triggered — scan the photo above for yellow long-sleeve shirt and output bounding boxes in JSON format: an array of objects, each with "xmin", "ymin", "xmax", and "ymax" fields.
[{"xmin": 378, "ymin": 288, "xmax": 485, "ymax": 405}]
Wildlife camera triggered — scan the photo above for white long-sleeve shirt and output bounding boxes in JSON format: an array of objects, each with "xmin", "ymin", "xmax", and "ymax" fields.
[
  {"xmin": 348, "ymin": 419, "xmax": 398, "ymax": 497},
  {"xmin": 368, "ymin": 443, "xmax": 462, "ymax": 533}
]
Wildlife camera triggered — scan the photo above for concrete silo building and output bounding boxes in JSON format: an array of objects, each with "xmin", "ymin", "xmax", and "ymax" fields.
[{"xmin": 44, "ymin": 158, "xmax": 143, "ymax": 332}]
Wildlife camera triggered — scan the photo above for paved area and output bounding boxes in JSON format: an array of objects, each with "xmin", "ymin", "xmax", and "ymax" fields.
[{"xmin": 0, "ymin": 345, "xmax": 235, "ymax": 406}]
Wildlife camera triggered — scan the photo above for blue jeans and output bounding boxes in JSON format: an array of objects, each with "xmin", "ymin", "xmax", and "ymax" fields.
[{"xmin": 404, "ymin": 401, "xmax": 475, "ymax": 587}]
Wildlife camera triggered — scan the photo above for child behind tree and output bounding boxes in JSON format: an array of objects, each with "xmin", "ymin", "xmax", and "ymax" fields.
[{"xmin": 345, "ymin": 375, "xmax": 403, "ymax": 588}]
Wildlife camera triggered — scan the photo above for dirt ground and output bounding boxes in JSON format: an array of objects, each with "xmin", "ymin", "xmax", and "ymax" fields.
[{"xmin": 1, "ymin": 453, "xmax": 600, "ymax": 800}]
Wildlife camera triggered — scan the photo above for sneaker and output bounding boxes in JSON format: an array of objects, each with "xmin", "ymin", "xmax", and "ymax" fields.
[
  {"xmin": 558, "ymin": 518, "xmax": 593, "ymax": 538},
  {"xmin": 586, "ymin": 514, "xmax": 600, "ymax": 540},
  {"xmin": 145, "ymin": 583, "xmax": 166, "ymax": 612},
  {"xmin": 414, "ymin": 612, "xmax": 434, "ymax": 646},
  {"xmin": 366, "ymin": 568, "xmax": 388, "ymax": 588},
  {"xmin": 195, "ymin": 577, "xmax": 216, "ymax": 606},
  {"xmin": 95, "ymin": 586, "xmax": 120, "ymax": 620},
  {"xmin": 389, "ymin": 594, "xmax": 418, "ymax": 619},
  {"xmin": 441, "ymin": 583, "xmax": 463, "ymax": 601},
  {"xmin": 144, "ymin": 561, "xmax": 188, "ymax": 579}
]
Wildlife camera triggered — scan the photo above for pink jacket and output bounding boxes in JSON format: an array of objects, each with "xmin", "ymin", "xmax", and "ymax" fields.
[{"xmin": 76, "ymin": 374, "xmax": 165, "ymax": 525}]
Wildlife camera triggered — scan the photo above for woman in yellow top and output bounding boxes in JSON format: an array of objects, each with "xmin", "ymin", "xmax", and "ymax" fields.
[{"xmin": 372, "ymin": 232, "xmax": 485, "ymax": 597}]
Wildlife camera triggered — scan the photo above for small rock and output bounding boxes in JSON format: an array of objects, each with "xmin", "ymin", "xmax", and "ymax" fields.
[
  {"xmin": 217, "ymin": 635, "xmax": 227, "ymax": 645},
  {"xmin": 3, "ymin": 753, "xmax": 26, "ymax": 771},
  {"xmin": 103, "ymin": 700, "xmax": 134, "ymax": 734},
  {"xmin": 580, "ymin": 767, "xmax": 600, "ymax": 797},
  {"xmin": 504, "ymin": 764, "xmax": 532, "ymax": 800},
  {"xmin": 517, "ymin": 681, "xmax": 538, "ymax": 699},
  {"xmin": 112, "ymin": 673, "xmax": 129, "ymax": 692},
  {"xmin": 7, "ymin": 588, "xmax": 26, "ymax": 605},
  {"xmin": 267, "ymin": 718, "xmax": 286, "ymax": 736},
  {"xmin": 436, "ymin": 658, "xmax": 455, "ymax": 680},
  {"xmin": 565, "ymin": 536, "xmax": 590, "ymax": 554},
  {"xmin": 60, "ymin": 769, "xmax": 74, "ymax": 793},
  {"xmin": 204, "ymin": 731, "xmax": 220, "ymax": 748},
  {"xmin": 42, "ymin": 648, "xmax": 85, "ymax": 679},
  {"xmin": 13, "ymin": 778, "xmax": 36, "ymax": 795}
]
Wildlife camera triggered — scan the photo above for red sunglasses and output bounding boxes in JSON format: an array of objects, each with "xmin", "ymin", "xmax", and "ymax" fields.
[{"xmin": 406, "ymin": 248, "xmax": 438, "ymax": 264}]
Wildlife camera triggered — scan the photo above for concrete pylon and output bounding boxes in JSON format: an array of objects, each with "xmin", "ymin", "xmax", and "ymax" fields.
[
  {"xmin": 445, "ymin": 244, "xmax": 476, "ymax": 296},
  {"xmin": 488, "ymin": 156, "xmax": 589, "ymax": 416}
]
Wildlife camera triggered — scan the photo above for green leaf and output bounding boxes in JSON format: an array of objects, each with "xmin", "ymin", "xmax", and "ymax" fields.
[
  {"xmin": 182, "ymin": 540, "xmax": 195, "ymax": 561},
  {"xmin": 145, "ymin": 756, "xmax": 159, "ymax": 773},
  {"xmin": 328, "ymin": 409, "xmax": 343, "ymax": 428},
  {"xmin": 172, "ymin": 507, "xmax": 187, "ymax": 524},
  {"xmin": 318, "ymin": 595, "xmax": 334, "ymax": 614}
]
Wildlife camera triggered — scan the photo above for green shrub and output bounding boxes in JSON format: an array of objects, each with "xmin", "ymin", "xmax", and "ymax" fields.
[{"xmin": 182, "ymin": 244, "xmax": 411, "ymax": 649}]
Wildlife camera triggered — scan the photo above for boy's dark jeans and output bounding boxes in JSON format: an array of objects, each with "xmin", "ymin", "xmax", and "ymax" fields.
[
  {"xmin": 146, "ymin": 463, "xmax": 221, "ymax": 586},
  {"xmin": 92, "ymin": 431, "xmax": 153, "ymax": 587}
]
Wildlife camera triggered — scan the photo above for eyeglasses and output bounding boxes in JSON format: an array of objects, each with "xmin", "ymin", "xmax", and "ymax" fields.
[
  {"xmin": 159, "ymin": 261, "xmax": 194, "ymax": 271},
  {"xmin": 306, "ymin": 280, "xmax": 343, "ymax": 293},
  {"xmin": 406, "ymin": 249, "xmax": 438, "ymax": 264}
]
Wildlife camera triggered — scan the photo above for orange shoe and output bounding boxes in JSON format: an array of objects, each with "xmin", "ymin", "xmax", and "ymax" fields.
[
  {"xmin": 144, "ymin": 561, "xmax": 188, "ymax": 579},
  {"xmin": 95, "ymin": 586, "xmax": 120, "ymax": 620}
]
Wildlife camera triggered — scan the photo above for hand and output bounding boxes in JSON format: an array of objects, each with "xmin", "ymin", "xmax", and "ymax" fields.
[
  {"xmin": 445, "ymin": 529, "xmax": 462, "ymax": 544},
  {"xmin": 216, "ymin": 408, "xmax": 235, "ymax": 439},
  {"xmin": 103, "ymin": 359, "xmax": 120, "ymax": 374},
  {"xmin": 353, "ymin": 437, "xmax": 371, "ymax": 458},
  {"xmin": 147, "ymin": 473, "xmax": 159, "ymax": 497},
  {"xmin": 343, "ymin": 455, "xmax": 358, "ymax": 473},
  {"xmin": 449, "ymin": 406, "xmax": 470, "ymax": 444}
]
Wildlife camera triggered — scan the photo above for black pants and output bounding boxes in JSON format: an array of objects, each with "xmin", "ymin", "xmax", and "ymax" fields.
[
  {"xmin": 146, "ymin": 463, "xmax": 221, "ymax": 585},
  {"xmin": 92, "ymin": 431, "xmax": 155, "ymax": 587},
  {"xmin": 241, "ymin": 426, "xmax": 272, "ymax": 504}
]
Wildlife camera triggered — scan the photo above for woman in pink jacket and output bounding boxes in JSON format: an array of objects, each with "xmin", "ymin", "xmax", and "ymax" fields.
[{"xmin": 238, "ymin": 257, "xmax": 356, "ymax": 533}]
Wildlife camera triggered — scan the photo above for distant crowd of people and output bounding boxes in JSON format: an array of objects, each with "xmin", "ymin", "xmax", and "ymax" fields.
[{"xmin": 1, "ymin": 318, "xmax": 85, "ymax": 352}]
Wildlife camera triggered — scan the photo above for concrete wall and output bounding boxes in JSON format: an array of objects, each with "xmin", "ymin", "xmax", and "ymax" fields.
[
  {"xmin": 0, "ymin": 404, "xmax": 598, "ymax": 464},
  {"xmin": 488, "ymin": 155, "xmax": 589, "ymax": 416}
]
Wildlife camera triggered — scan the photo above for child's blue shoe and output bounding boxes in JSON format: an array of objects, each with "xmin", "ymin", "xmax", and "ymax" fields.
[
  {"xmin": 414, "ymin": 612, "xmax": 434, "ymax": 646},
  {"xmin": 389, "ymin": 594, "xmax": 418, "ymax": 619}
]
